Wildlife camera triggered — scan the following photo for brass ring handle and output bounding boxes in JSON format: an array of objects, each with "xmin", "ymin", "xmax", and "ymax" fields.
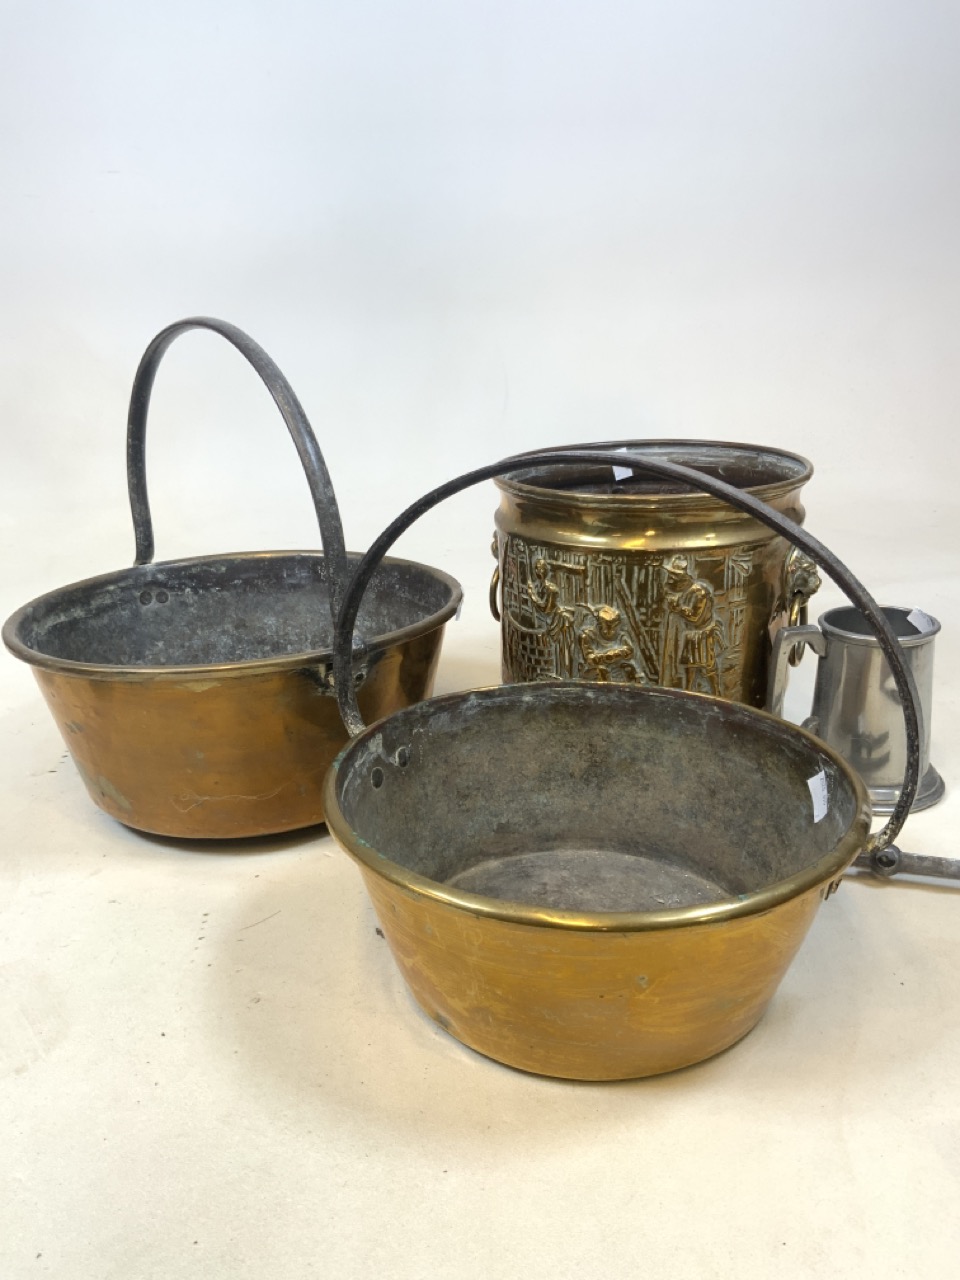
[
  {"xmin": 488, "ymin": 532, "xmax": 502, "ymax": 621},
  {"xmin": 489, "ymin": 566, "xmax": 501, "ymax": 622}
]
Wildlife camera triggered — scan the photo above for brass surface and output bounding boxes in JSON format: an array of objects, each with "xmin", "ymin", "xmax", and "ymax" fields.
[
  {"xmin": 359, "ymin": 871, "xmax": 826, "ymax": 1080},
  {"xmin": 7, "ymin": 550, "xmax": 460, "ymax": 839},
  {"xmin": 323, "ymin": 681, "xmax": 871, "ymax": 1081},
  {"xmin": 492, "ymin": 441, "xmax": 817, "ymax": 707},
  {"xmin": 34, "ymin": 625, "xmax": 447, "ymax": 839}
]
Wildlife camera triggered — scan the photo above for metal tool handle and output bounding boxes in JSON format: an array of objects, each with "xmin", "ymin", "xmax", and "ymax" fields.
[
  {"xmin": 332, "ymin": 447, "xmax": 921, "ymax": 861},
  {"xmin": 856, "ymin": 845, "xmax": 960, "ymax": 880},
  {"xmin": 126, "ymin": 316, "xmax": 350, "ymax": 624},
  {"xmin": 767, "ymin": 622, "xmax": 827, "ymax": 719}
]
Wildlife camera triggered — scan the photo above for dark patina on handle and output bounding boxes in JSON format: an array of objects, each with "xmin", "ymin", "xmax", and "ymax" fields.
[{"xmin": 125, "ymin": 316, "xmax": 350, "ymax": 627}]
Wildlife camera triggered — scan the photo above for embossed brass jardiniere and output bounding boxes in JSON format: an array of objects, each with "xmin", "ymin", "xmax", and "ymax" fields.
[
  {"xmin": 491, "ymin": 441, "xmax": 819, "ymax": 707},
  {"xmin": 323, "ymin": 448, "xmax": 920, "ymax": 1081},
  {"xmin": 3, "ymin": 318, "xmax": 461, "ymax": 839}
]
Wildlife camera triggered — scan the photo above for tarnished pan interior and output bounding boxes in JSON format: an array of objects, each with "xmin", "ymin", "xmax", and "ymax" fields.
[
  {"xmin": 12, "ymin": 552, "xmax": 457, "ymax": 671},
  {"xmin": 332, "ymin": 682, "xmax": 862, "ymax": 916}
]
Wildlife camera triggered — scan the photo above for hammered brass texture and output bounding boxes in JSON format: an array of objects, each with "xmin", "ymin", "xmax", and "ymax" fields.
[
  {"xmin": 6, "ymin": 551, "xmax": 460, "ymax": 839},
  {"xmin": 360, "ymin": 872, "xmax": 824, "ymax": 1080},
  {"xmin": 32, "ymin": 627, "xmax": 448, "ymax": 839},
  {"xmin": 324, "ymin": 682, "xmax": 870, "ymax": 1080},
  {"xmin": 493, "ymin": 441, "xmax": 817, "ymax": 707},
  {"xmin": 33, "ymin": 627, "xmax": 446, "ymax": 839}
]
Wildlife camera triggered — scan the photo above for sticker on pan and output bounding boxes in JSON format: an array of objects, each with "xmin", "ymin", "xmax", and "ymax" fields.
[{"xmin": 807, "ymin": 770, "xmax": 829, "ymax": 823}]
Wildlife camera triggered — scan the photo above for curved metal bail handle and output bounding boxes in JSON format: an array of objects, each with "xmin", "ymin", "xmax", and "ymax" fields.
[
  {"xmin": 334, "ymin": 447, "xmax": 920, "ymax": 859},
  {"xmin": 126, "ymin": 316, "xmax": 350, "ymax": 623}
]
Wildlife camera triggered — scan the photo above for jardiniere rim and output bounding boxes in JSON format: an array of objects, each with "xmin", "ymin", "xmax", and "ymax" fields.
[{"xmin": 494, "ymin": 438, "xmax": 814, "ymax": 512}]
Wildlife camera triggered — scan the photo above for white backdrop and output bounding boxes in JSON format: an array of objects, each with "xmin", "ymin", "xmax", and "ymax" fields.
[
  {"xmin": 2, "ymin": 4, "xmax": 959, "ymax": 1278},
  {"xmin": 3, "ymin": 2, "xmax": 959, "ymax": 562}
]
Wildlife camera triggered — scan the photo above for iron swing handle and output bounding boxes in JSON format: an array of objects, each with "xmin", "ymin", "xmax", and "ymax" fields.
[
  {"xmin": 125, "ymin": 316, "xmax": 351, "ymax": 629},
  {"xmin": 332, "ymin": 447, "xmax": 920, "ymax": 863}
]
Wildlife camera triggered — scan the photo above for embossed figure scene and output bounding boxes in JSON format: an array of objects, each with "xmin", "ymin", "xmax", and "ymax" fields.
[{"xmin": 497, "ymin": 536, "xmax": 758, "ymax": 698}]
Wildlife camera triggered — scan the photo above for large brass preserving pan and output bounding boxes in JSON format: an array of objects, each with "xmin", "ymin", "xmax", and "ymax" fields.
[
  {"xmin": 3, "ymin": 318, "xmax": 460, "ymax": 838},
  {"xmin": 323, "ymin": 449, "xmax": 919, "ymax": 1080}
]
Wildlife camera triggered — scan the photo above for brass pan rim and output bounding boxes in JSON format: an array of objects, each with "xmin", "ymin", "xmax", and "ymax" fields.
[
  {"xmin": 3, "ymin": 549, "xmax": 462, "ymax": 683},
  {"xmin": 323, "ymin": 680, "xmax": 871, "ymax": 934}
]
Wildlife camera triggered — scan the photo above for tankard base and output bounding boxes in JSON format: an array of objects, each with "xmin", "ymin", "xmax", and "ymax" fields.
[{"xmin": 870, "ymin": 764, "xmax": 944, "ymax": 815}]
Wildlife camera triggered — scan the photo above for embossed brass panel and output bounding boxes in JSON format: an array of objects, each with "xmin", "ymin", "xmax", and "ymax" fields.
[{"xmin": 492, "ymin": 441, "xmax": 818, "ymax": 707}]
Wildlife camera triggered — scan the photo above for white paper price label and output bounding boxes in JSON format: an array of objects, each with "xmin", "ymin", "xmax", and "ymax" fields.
[
  {"xmin": 906, "ymin": 608, "xmax": 935, "ymax": 634},
  {"xmin": 807, "ymin": 770, "xmax": 829, "ymax": 823},
  {"xmin": 613, "ymin": 445, "xmax": 633, "ymax": 482}
]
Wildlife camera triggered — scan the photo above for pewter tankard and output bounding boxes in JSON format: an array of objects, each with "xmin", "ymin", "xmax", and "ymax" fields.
[{"xmin": 769, "ymin": 605, "xmax": 943, "ymax": 814}]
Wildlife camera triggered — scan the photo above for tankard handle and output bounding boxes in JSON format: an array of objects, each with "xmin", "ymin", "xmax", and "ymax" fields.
[
  {"xmin": 767, "ymin": 622, "xmax": 827, "ymax": 720},
  {"xmin": 332, "ymin": 447, "xmax": 921, "ymax": 862},
  {"xmin": 126, "ymin": 317, "xmax": 350, "ymax": 625}
]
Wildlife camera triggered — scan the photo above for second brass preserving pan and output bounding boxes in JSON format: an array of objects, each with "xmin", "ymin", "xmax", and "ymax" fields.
[{"xmin": 3, "ymin": 318, "xmax": 460, "ymax": 838}]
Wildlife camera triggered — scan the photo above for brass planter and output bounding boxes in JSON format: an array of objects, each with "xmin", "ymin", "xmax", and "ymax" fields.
[{"xmin": 492, "ymin": 440, "xmax": 818, "ymax": 707}]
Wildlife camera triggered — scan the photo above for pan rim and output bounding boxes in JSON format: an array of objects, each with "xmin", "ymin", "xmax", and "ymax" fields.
[
  {"xmin": 3, "ymin": 549, "xmax": 462, "ymax": 682},
  {"xmin": 323, "ymin": 681, "xmax": 871, "ymax": 933}
]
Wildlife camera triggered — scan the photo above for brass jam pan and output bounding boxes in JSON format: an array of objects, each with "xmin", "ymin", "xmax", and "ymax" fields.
[
  {"xmin": 3, "ymin": 318, "xmax": 461, "ymax": 839},
  {"xmin": 322, "ymin": 448, "xmax": 920, "ymax": 1081}
]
